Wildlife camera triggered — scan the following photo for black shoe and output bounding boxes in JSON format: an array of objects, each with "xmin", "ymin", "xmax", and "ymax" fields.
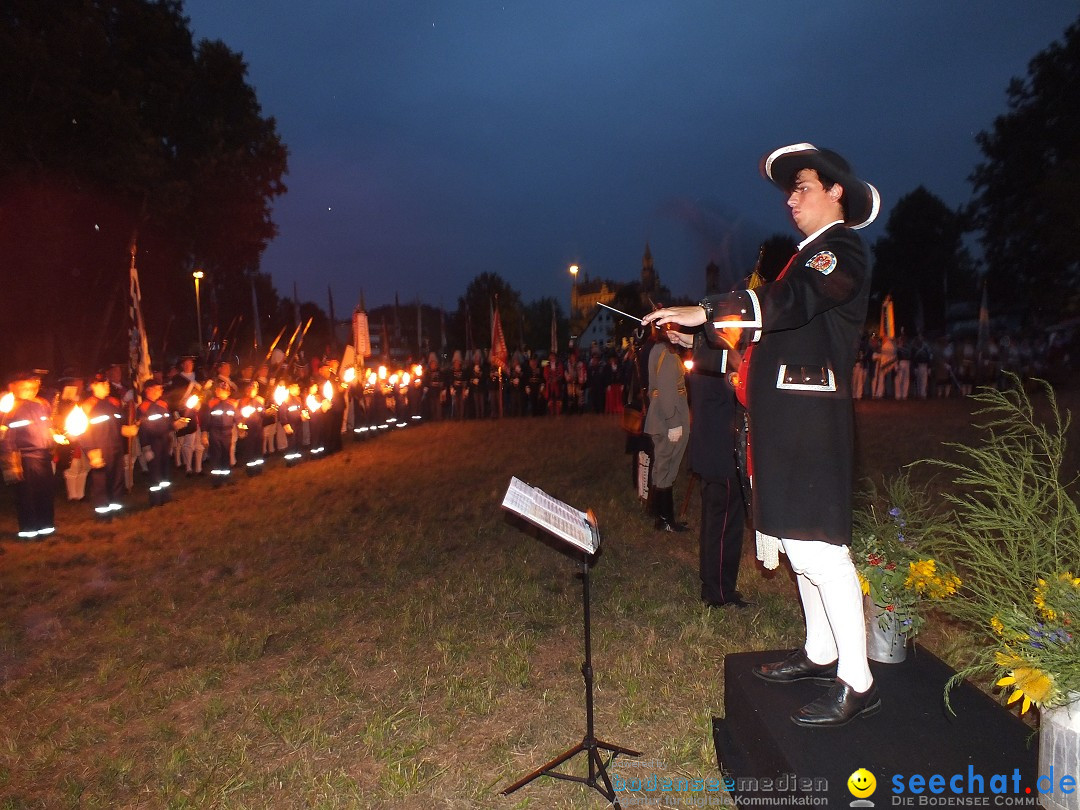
[
  {"xmin": 791, "ymin": 680, "xmax": 881, "ymax": 728},
  {"xmin": 706, "ymin": 593, "xmax": 751, "ymax": 609},
  {"xmin": 753, "ymin": 649, "xmax": 838, "ymax": 684},
  {"xmin": 654, "ymin": 516, "xmax": 689, "ymax": 533}
]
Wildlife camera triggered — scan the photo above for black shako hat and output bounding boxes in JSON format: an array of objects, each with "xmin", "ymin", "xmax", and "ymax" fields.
[{"xmin": 761, "ymin": 143, "xmax": 881, "ymax": 230}]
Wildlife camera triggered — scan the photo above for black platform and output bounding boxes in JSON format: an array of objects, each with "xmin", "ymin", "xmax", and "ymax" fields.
[{"xmin": 713, "ymin": 647, "xmax": 1039, "ymax": 807}]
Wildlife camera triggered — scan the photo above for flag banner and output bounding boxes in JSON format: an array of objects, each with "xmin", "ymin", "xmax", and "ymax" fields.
[
  {"xmin": 128, "ymin": 246, "xmax": 152, "ymax": 389},
  {"xmin": 880, "ymin": 295, "xmax": 895, "ymax": 339},
  {"xmin": 491, "ymin": 304, "xmax": 509, "ymax": 369},
  {"xmin": 352, "ymin": 308, "xmax": 371, "ymax": 358},
  {"xmin": 251, "ymin": 278, "xmax": 263, "ymax": 353}
]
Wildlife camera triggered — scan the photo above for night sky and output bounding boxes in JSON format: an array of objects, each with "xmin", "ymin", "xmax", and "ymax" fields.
[{"xmin": 180, "ymin": 1, "xmax": 1079, "ymax": 313}]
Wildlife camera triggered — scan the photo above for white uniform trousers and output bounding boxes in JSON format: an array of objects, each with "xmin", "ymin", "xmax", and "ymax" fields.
[{"xmin": 781, "ymin": 538, "xmax": 873, "ymax": 692}]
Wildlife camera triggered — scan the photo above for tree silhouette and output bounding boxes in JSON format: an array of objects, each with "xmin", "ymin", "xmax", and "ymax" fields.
[
  {"xmin": 969, "ymin": 14, "xmax": 1080, "ymax": 324},
  {"xmin": 872, "ymin": 187, "xmax": 976, "ymax": 336},
  {"xmin": 0, "ymin": 0, "xmax": 288, "ymax": 374}
]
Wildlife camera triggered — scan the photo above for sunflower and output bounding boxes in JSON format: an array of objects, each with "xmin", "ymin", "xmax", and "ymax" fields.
[{"xmin": 996, "ymin": 666, "xmax": 1055, "ymax": 714}]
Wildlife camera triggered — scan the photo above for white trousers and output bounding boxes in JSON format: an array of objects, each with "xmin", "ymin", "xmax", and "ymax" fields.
[{"xmin": 781, "ymin": 538, "xmax": 873, "ymax": 692}]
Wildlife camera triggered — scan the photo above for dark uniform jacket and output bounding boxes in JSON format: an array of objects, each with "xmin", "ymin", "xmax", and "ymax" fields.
[
  {"xmin": 2, "ymin": 397, "xmax": 55, "ymax": 465},
  {"xmin": 687, "ymin": 337, "xmax": 738, "ymax": 482},
  {"xmin": 81, "ymin": 396, "xmax": 125, "ymax": 456},
  {"xmin": 703, "ymin": 223, "xmax": 870, "ymax": 545}
]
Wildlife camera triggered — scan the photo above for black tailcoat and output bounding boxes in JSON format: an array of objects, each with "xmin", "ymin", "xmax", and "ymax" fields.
[{"xmin": 705, "ymin": 223, "xmax": 870, "ymax": 545}]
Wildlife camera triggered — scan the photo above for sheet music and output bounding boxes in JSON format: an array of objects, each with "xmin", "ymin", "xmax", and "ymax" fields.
[{"xmin": 502, "ymin": 476, "xmax": 599, "ymax": 555}]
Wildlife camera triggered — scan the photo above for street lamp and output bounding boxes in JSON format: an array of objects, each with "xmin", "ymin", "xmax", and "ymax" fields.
[
  {"xmin": 192, "ymin": 269, "xmax": 204, "ymax": 352},
  {"xmin": 568, "ymin": 264, "xmax": 579, "ymax": 325}
]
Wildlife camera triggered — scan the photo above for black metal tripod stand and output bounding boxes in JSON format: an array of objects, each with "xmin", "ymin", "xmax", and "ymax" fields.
[{"xmin": 502, "ymin": 557, "xmax": 640, "ymax": 807}]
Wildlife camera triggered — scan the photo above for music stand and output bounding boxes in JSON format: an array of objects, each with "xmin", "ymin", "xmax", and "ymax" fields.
[{"xmin": 500, "ymin": 477, "xmax": 640, "ymax": 808}]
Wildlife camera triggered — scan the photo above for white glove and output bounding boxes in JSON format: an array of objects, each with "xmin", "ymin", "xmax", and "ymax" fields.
[{"xmin": 667, "ymin": 426, "xmax": 683, "ymax": 443}]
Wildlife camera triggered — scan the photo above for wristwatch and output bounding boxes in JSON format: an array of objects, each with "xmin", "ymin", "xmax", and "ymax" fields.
[{"xmin": 697, "ymin": 298, "xmax": 714, "ymax": 322}]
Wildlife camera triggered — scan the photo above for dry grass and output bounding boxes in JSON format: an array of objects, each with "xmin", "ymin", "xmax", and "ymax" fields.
[{"xmin": 0, "ymin": 387, "xmax": 1077, "ymax": 808}]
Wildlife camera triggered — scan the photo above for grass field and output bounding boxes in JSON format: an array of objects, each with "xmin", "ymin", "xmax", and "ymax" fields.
[{"xmin": 1, "ymin": 388, "xmax": 1076, "ymax": 809}]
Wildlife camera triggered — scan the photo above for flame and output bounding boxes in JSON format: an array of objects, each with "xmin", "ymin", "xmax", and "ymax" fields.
[
  {"xmin": 306, "ymin": 394, "xmax": 319, "ymax": 411},
  {"xmin": 273, "ymin": 384, "xmax": 288, "ymax": 405},
  {"xmin": 683, "ymin": 359, "xmax": 694, "ymax": 371},
  {"xmin": 389, "ymin": 373, "xmax": 399, "ymax": 386},
  {"xmin": 323, "ymin": 380, "xmax": 333, "ymax": 400},
  {"xmin": 413, "ymin": 364, "xmax": 424, "ymax": 377},
  {"xmin": 343, "ymin": 366, "xmax": 356, "ymax": 384},
  {"xmin": 401, "ymin": 372, "xmax": 410, "ymax": 385},
  {"xmin": 185, "ymin": 394, "xmax": 200, "ymax": 410},
  {"xmin": 241, "ymin": 405, "xmax": 255, "ymax": 419},
  {"xmin": 378, "ymin": 365, "xmax": 388, "ymax": 380},
  {"xmin": 65, "ymin": 405, "xmax": 89, "ymax": 437},
  {"xmin": 0, "ymin": 392, "xmax": 13, "ymax": 414}
]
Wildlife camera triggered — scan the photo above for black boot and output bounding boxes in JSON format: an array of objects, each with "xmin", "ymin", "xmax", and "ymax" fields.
[{"xmin": 655, "ymin": 487, "xmax": 688, "ymax": 533}]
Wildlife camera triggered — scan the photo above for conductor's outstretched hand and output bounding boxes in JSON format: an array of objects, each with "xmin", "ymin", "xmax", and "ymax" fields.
[{"xmin": 642, "ymin": 305, "xmax": 707, "ymax": 329}]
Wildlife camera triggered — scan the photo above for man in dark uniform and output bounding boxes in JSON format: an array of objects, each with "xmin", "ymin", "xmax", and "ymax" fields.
[
  {"xmin": 422, "ymin": 353, "xmax": 444, "ymax": 421},
  {"xmin": 646, "ymin": 143, "xmax": 880, "ymax": 727},
  {"xmin": 278, "ymin": 380, "xmax": 305, "ymax": 466},
  {"xmin": 668, "ymin": 331, "xmax": 748, "ymax": 606},
  {"xmin": 1, "ymin": 370, "xmax": 59, "ymax": 538},
  {"xmin": 236, "ymin": 380, "xmax": 266, "ymax": 475},
  {"xmin": 202, "ymin": 379, "xmax": 238, "ymax": 487},
  {"xmin": 135, "ymin": 376, "xmax": 174, "ymax": 506},
  {"xmin": 80, "ymin": 371, "xmax": 130, "ymax": 519},
  {"xmin": 524, "ymin": 355, "xmax": 545, "ymax": 417}
]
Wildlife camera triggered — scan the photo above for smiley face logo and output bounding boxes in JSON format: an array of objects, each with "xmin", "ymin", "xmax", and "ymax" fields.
[{"xmin": 848, "ymin": 768, "xmax": 876, "ymax": 798}]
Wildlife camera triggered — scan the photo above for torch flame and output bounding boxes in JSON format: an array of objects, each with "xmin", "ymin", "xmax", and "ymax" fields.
[
  {"xmin": 0, "ymin": 392, "xmax": 13, "ymax": 414},
  {"xmin": 389, "ymin": 373, "xmax": 399, "ymax": 386},
  {"xmin": 185, "ymin": 394, "xmax": 200, "ymax": 410},
  {"xmin": 273, "ymin": 384, "xmax": 288, "ymax": 406},
  {"xmin": 306, "ymin": 394, "xmax": 319, "ymax": 411},
  {"xmin": 65, "ymin": 405, "xmax": 89, "ymax": 437},
  {"xmin": 343, "ymin": 367, "xmax": 356, "ymax": 384},
  {"xmin": 323, "ymin": 380, "xmax": 333, "ymax": 400},
  {"xmin": 241, "ymin": 405, "xmax": 255, "ymax": 419},
  {"xmin": 378, "ymin": 365, "xmax": 388, "ymax": 380},
  {"xmin": 401, "ymin": 372, "xmax": 410, "ymax": 385}
]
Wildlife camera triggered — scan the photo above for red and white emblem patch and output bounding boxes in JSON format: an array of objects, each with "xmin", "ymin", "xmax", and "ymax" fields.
[{"xmin": 806, "ymin": 251, "xmax": 837, "ymax": 275}]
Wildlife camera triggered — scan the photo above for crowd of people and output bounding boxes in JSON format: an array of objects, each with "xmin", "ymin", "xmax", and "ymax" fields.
[
  {"xmin": 0, "ymin": 340, "xmax": 654, "ymax": 541},
  {"xmin": 852, "ymin": 329, "xmax": 1072, "ymax": 400}
]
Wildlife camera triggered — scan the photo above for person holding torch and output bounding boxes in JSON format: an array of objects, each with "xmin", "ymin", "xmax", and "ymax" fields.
[
  {"xmin": 644, "ymin": 144, "xmax": 881, "ymax": 728},
  {"xmin": 80, "ymin": 371, "xmax": 133, "ymax": 520},
  {"xmin": 1, "ymin": 369, "xmax": 62, "ymax": 539}
]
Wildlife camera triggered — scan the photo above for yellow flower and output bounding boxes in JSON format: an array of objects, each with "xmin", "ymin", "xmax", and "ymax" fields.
[
  {"xmin": 857, "ymin": 572, "xmax": 870, "ymax": 596},
  {"xmin": 996, "ymin": 666, "xmax": 1054, "ymax": 714},
  {"xmin": 990, "ymin": 616, "xmax": 1005, "ymax": 636},
  {"xmin": 1034, "ymin": 578, "xmax": 1057, "ymax": 621}
]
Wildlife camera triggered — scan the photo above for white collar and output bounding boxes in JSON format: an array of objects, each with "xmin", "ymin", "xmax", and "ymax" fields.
[{"xmin": 798, "ymin": 220, "xmax": 844, "ymax": 251}]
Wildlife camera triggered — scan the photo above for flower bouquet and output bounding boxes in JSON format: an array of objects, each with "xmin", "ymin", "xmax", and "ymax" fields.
[
  {"xmin": 852, "ymin": 474, "xmax": 959, "ymax": 639},
  {"xmin": 923, "ymin": 378, "xmax": 1080, "ymax": 714}
]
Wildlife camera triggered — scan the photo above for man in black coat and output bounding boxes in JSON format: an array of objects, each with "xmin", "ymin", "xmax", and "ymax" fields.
[
  {"xmin": 645, "ymin": 144, "xmax": 881, "ymax": 728},
  {"xmin": 688, "ymin": 335, "xmax": 747, "ymax": 606}
]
